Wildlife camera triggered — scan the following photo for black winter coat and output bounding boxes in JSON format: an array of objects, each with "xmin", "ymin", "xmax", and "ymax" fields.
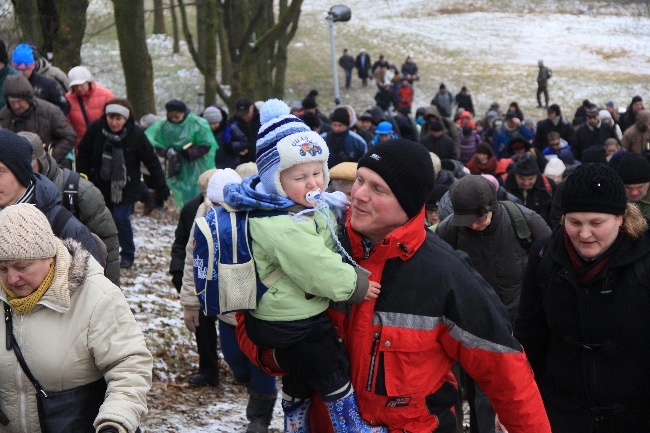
[
  {"xmin": 420, "ymin": 133, "xmax": 457, "ymax": 160},
  {"xmin": 170, "ymin": 194, "xmax": 203, "ymax": 275},
  {"xmin": 76, "ymin": 117, "xmax": 167, "ymax": 206},
  {"xmin": 534, "ymin": 118, "xmax": 574, "ymax": 151},
  {"xmin": 571, "ymin": 122, "xmax": 618, "ymax": 161},
  {"xmin": 504, "ymin": 172, "xmax": 555, "ymax": 225},
  {"xmin": 28, "ymin": 72, "xmax": 70, "ymax": 115},
  {"xmin": 515, "ymin": 229, "xmax": 650, "ymax": 433},
  {"xmin": 437, "ymin": 203, "xmax": 550, "ymax": 322},
  {"xmin": 455, "ymin": 92, "xmax": 474, "ymax": 116}
]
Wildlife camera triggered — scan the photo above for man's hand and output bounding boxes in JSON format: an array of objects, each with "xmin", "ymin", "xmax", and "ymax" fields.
[
  {"xmin": 183, "ymin": 308, "xmax": 200, "ymax": 332},
  {"xmin": 364, "ymin": 281, "xmax": 381, "ymax": 301}
]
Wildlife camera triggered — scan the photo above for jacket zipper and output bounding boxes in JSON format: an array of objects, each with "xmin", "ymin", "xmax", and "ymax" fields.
[{"xmin": 366, "ymin": 332, "xmax": 380, "ymax": 392}]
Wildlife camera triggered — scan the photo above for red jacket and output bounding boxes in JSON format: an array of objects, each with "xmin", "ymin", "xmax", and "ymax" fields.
[
  {"xmin": 396, "ymin": 85, "xmax": 413, "ymax": 110},
  {"xmin": 66, "ymin": 83, "xmax": 115, "ymax": 145},
  {"xmin": 238, "ymin": 209, "xmax": 550, "ymax": 433}
]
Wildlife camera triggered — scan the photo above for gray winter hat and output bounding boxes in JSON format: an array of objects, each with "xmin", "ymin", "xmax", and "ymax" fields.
[
  {"xmin": 449, "ymin": 175, "xmax": 497, "ymax": 226},
  {"xmin": 202, "ymin": 106, "xmax": 223, "ymax": 124}
]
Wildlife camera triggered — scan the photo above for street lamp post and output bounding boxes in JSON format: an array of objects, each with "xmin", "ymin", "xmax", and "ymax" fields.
[{"xmin": 327, "ymin": 5, "xmax": 351, "ymax": 106}]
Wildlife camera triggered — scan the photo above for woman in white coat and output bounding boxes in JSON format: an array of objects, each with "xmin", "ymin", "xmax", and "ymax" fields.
[{"xmin": 0, "ymin": 203, "xmax": 152, "ymax": 433}]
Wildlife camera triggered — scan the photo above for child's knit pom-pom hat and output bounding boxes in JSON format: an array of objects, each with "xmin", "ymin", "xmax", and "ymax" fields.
[{"xmin": 255, "ymin": 98, "xmax": 329, "ymax": 197}]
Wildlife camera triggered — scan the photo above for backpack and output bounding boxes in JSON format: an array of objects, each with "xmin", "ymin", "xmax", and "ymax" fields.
[
  {"xmin": 438, "ymin": 201, "xmax": 533, "ymax": 252},
  {"xmin": 61, "ymin": 169, "xmax": 81, "ymax": 217},
  {"xmin": 192, "ymin": 206, "xmax": 286, "ymax": 316}
]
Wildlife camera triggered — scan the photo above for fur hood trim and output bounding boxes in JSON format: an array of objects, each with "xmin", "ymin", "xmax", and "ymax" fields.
[{"xmin": 37, "ymin": 239, "xmax": 90, "ymax": 313}]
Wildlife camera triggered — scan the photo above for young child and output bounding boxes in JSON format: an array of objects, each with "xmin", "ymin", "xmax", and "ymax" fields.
[{"xmin": 224, "ymin": 99, "xmax": 386, "ymax": 432}]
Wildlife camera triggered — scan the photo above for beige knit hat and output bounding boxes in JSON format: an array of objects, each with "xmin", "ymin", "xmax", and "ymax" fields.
[{"xmin": 0, "ymin": 204, "xmax": 57, "ymax": 261}]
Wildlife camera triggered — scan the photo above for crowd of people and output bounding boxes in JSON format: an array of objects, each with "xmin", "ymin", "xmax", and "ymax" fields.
[{"xmin": 0, "ymin": 36, "xmax": 649, "ymax": 433}]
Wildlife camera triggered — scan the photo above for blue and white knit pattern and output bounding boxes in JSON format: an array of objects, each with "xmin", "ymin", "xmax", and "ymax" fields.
[{"xmin": 256, "ymin": 99, "xmax": 330, "ymax": 196}]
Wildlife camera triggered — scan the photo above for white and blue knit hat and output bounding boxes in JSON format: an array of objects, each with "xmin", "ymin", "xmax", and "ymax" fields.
[{"xmin": 256, "ymin": 98, "xmax": 329, "ymax": 197}]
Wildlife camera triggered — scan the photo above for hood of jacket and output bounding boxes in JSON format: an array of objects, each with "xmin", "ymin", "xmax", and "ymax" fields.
[
  {"xmin": 425, "ymin": 104, "xmax": 443, "ymax": 120},
  {"xmin": 636, "ymin": 109, "xmax": 650, "ymax": 124},
  {"xmin": 3, "ymin": 73, "xmax": 34, "ymax": 103}
]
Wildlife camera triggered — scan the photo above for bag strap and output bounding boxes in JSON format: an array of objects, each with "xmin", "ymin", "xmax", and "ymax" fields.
[
  {"xmin": 76, "ymin": 95, "xmax": 90, "ymax": 126},
  {"xmin": 4, "ymin": 302, "xmax": 47, "ymax": 397},
  {"xmin": 540, "ymin": 174, "xmax": 553, "ymax": 195},
  {"xmin": 501, "ymin": 201, "xmax": 533, "ymax": 251},
  {"xmin": 52, "ymin": 207, "xmax": 74, "ymax": 238}
]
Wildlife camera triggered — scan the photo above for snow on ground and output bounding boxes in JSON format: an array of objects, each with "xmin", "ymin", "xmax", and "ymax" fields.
[
  {"xmin": 99, "ymin": 1, "xmax": 650, "ymax": 431},
  {"xmin": 122, "ymin": 205, "xmax": 284, "ymax": 432}
]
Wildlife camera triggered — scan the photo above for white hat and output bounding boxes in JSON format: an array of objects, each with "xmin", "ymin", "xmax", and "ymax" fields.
[
  {"xmin": 207, "ymin": 169, "xmax": 242, "ymax": 204},
  {"xmin": 68, "ymin": 66, "xmax": 92, "ymax": 87},
  {"xmin": 544, "ymin": 157, "xmax": 566, "ymax": 177}
]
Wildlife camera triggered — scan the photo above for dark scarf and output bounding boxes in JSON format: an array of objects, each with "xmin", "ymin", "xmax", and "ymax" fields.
[
  {"xmin": 100, "ymin": 126, "xmax": 129, "ymax": 204},
  {"xmin": 470, "ymin": 155, "xmax": 498, "ymax": 175},
  {"xmin": 563, "ymin": 229, "xmax": 624, "ymax": 284}
]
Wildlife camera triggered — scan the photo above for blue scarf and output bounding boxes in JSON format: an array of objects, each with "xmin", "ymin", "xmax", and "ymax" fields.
[{"xmin": 224, "ymin": 175, "xmax": 295, "ymax": 211}]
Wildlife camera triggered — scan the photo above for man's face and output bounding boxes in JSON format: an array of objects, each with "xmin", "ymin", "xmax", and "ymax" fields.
[
  {"xmin": 304, "ymin": 107, "xmax": 317, "ymax": 115},
  {"xmin": 331, "ymin": 121, "xmax": 348, "ymax": 134},
  {"xmin": 467, "ymin": 211, "xmax": 493, "ymax": 232},
  {"xmin": 605, "ymin": 143, "xmax": 619, "ymax": 158},
  {"xmin": 239, "ymin": 105, "xmax": 254, "ymax": 122},
  {"xmin": 624, "ymin": 182, "xmax": 650, "ymax": 202},
  {"xmin": 358, "ymin": 119, "xmax": 372, "ymax": 130},
  {"xmin": 167, "ymin": 111, "xmax": 184, "ymax": 124},
  {"xmin": 547, "ymin": 111, "xmax": 557, "ymax": 120},
  {"xmin": 633, "ymin": 101, "xmax": 644, "ymax": 113},
  {"xmin": 587, "ymin": 114, "xmax": 600, "ymax": 127},
  {"xmin": 378, "ymin": 133, "xmax": 392, "ymax": 142},
  {"xmin": 0, "ymin": 161, "xmax": 26, "ymax": 207},
  {"xmin": 18, "ymin": 69, "xmax": 33, "ymax": 79},
  {"xmin": 548, "ymin": 139, "xmax": 561, "ymax": 151},
  {"xmin": 515, "ymin": 173, "xmax": 538, "ymax": 191},
  {"xmin": 350, "ymin": 167, "xmax": 409, "ymax": 242},
  {"xmin": 8, "ymin": 98, "xmax": 30, "ymax": 115}
]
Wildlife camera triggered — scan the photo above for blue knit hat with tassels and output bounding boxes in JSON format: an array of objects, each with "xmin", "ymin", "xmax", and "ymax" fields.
[{"xmin": 255, "ymin": 99, "xmax": 329, "ymax": 197}]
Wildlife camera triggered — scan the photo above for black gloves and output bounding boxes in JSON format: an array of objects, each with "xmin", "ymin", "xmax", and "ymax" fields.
[
  {"xmin": 171, "ymin": 271, "xmax": 183, "ymax": 293},
  {"xmin": 155, "ymin": 185, "xmax": 171, "ymax": 205}
]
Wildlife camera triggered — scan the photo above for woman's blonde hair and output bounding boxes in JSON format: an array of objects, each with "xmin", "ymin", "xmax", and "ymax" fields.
[{"xmin": 622, "ymin": 202, "xmax": 648, "ymax": 240}]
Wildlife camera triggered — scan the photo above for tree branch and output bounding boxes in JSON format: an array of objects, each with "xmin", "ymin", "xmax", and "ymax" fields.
[{"xmin": 177, "ymin": 0, "xmax": 205, "ymax": 73}]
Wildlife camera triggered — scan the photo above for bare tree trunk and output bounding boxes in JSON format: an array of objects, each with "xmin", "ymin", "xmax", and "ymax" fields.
[
  {"xmin": 113, "ymin": 0, "xmax": 156, "ymax": 118},
  {"xmin": 196, "ymin": 0, "xmax": 205, "ymax": 62},
  {"xmin": 152, "ymin": 0, "xmax": 166, "ymax": 34},
  {"xmin": 52, "ymin": 0, "xmax": 88, "ymax": 72},
  {"xmin": 170, "ymin": 0, "xmax": 180, "ymax": 54},
  {"xmin": 203, "ymin": 0, "xmax": 217, "ymax": 107},
  {"xmin": 177, "ymin": 0, "xmax": 303, "ymax": 110},
  {"xmin": 37, "ymin": 0, "xmax": 58, "ymax": 54},
  {"xmin": 11, "ymin": 0, "xmax": 45, "ymax": 51}
]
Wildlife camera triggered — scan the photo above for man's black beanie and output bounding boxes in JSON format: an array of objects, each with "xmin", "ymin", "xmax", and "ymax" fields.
[
  {"xmin": 357, "ymin": 139, "xmax": 435, "ymax": 218},
  {"xmin": 0, "ymin": 129, "xmax": 35, "ymax": 187},
  {"xmin": 615, "ymin": 152, "xmax": 650, "ymax": 185}
]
